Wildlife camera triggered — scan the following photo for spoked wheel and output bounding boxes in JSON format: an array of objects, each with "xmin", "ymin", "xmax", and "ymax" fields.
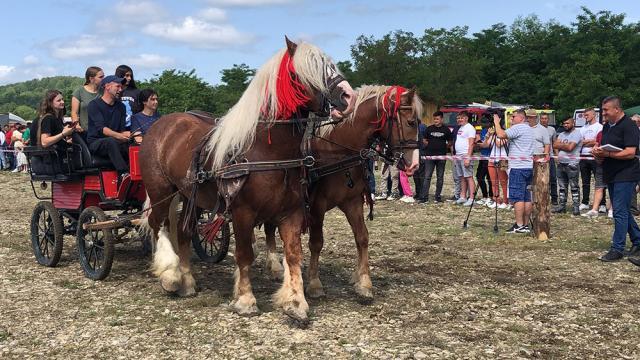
[
  {"xmin": 192, "ymin": 210, "xmax": 230, "ymax": 263},
  {"xmin": 30, "ymin": 201, "xmax": 64, "ymax": 267},
  {"xmin": 76, "ymin": 207, "xmax": 114, "ymax": 280}
]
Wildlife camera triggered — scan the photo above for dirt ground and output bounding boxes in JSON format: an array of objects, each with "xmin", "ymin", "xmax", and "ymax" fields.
[{"xmin": 2, "ymin": 169, "xmax": 640, "ymax": 359}]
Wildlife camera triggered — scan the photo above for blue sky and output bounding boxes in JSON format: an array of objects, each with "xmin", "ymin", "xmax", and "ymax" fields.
[{"xmin": 1, "ymin": 0, "xmax": 638, "ymax": 86}]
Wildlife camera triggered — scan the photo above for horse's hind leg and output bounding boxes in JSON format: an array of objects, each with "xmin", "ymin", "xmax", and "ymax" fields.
[
  {"xmin": 273, "ymin": 211, "xmax": 309, "ymax": 323},
  {"xmin": 150, "ymin": 194, "xmax": 183, "ymax": 293},
  {"xmin": 264, "ymin": 223, "xmax": 284, "ymax": 280},
  {"xmin": 175, "ymin": 202, "xmax": 197, "ymax": 297},
  {"xmin": 306, "ymin": 211, "xmax": 326, "ymax": 298},
  {"xmin": 340, "ymin": 197, "xmax": 374, "ymax": 301},
  {"xmin": 230, "ymin": 210, "xmax": 259, "ymax": 316}
]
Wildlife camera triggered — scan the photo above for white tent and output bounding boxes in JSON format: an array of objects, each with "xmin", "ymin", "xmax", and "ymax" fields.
[{"xmin": 0, "ymin": 113, "xmax": 27, "ymax": 126}]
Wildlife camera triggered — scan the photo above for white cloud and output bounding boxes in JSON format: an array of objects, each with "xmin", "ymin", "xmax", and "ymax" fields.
[
  {"xmin": 198, "ymin": 7, "xmax": 227, "ymax": 22},
  {"xmin": 115, "ymin": 0, "xmax": 166, "ymax": 22},
  {"xmin": 124, "ymin": 53, "xmax": 175, "ymax": 69},
  {"xmin": 23, "ymin": 55, "xmax": 39, "ymax": 65},
  {"xmin": 0, "ymin": 65, "xmax": 16, "ymax": 79},
  {"xmin": 143, "ymin": 17, "xmax": 254, "ymax": 49},
  {"xmin": 207, "ymin": 0, "xmax": 297, "ymax": 6},
  {"xmin": 50, "ymin": 35, "xmax": 109, "ymax": 59}
]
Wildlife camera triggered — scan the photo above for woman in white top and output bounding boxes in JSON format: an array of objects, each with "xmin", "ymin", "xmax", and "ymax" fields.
[{"xmin": 481, "ymin": 127, "xmax": 509, "ymax": 208}]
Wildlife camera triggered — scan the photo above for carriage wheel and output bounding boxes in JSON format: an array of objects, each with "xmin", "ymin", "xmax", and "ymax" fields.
[
  {"xmin": 192, "ymin": 211, "xmax": 230, "ymax": 263},
  {"xmin": 30, "ymin": 201, "xmax": 64, "ymax": 267},
  {"xmin": 76, "ymin": 207, "xmax": 114, "ymax": 280}
]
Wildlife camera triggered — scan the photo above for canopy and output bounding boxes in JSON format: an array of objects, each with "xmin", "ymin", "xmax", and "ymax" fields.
[
  {"xmin": 625, "ymin": 105, "xmax": 640, "ymax": 116},
  {"xmin": 0, "ymin": 113, "xmax": 27, "ymax": 127}
]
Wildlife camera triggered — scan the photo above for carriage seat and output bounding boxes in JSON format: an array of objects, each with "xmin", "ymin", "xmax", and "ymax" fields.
[
  {"xmin": 69, "ymin": 133, "xmax": 114, "ymax": 171},
  {"xmin": 24, "ymin": 146, "xmax": 74, "ymax": 181}
]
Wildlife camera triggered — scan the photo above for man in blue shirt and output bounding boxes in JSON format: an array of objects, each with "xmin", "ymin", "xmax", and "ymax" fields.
[
  {"xmin": 87, "ymin": 75, "xmax": 131, "ymax": 177},
  {"xmin": 131, "ymin": 88, "xmax": 160, "ymax": 141}
]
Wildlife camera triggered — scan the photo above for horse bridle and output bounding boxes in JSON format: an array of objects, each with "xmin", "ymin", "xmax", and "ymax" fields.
[{"xmin": 373, "ymin": 95, "xmax": 420, "ymax": 168}]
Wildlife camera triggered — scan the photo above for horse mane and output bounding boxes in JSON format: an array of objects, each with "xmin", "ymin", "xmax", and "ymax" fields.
[
  {"xmin": 317, "ymin": 85, "xmax": 424, "ymax": 138},
  {"xmin": 205, "ymin": 42, "xmax": 333, "ymax": 171}
]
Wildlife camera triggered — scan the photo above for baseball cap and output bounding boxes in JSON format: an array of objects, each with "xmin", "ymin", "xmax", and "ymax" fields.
[
  {"xmin": 101, "ymin": 75, "xmax": 126, "ymax": 87},
  {"xmin": 525, "ymin": 109, "xmax": 537, "ymax": 117}
]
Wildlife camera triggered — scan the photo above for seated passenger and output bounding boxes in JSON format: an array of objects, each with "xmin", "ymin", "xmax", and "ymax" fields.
[
  {"xmin": 29, "ymin": 90, "xmax": 78, "ymax": 174},
  {"xmin": 87, "ymin": 75, "xmax": 130, "ymax": 178},
  {"xmin": 130, "ymin": 88, "xmax": 160, "ymax": 143}
]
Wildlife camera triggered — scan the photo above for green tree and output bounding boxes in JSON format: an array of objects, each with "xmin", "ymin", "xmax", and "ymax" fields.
[
  {"xmin": 13, "ymin": 105, "xmax": 37, "ymax": 121},
  {"xmin": 212, "ymin": 64, "xmax": 256, "ymax": 115},
  {"xmin": 144, "ymin": 69, "xmax": 217, "ymax": 114}
]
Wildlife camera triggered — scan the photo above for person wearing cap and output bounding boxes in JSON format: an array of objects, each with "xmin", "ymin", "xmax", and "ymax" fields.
[
  {"xmin": 493, "ymin": 109, "xmax": 534, "ymax": 233},
  {"xmin": 526, "ymin": 109, "xmax": 550, "ymax": 158},
  {"xmin": 87, "ymin": 75, "xmax": 131, "ymax": 177}
]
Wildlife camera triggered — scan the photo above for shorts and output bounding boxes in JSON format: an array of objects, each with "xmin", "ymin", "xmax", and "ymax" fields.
[
  {"xmin": 454, "ymin": 159, "xmax": 474, "ymax": 178},
  {"xmin": 595, "ymin": 164, "xmax": 605, "ymax": 189},
  {"xmin": 509, "ymin": 168, "xmax": 533, "ymax": 203}
]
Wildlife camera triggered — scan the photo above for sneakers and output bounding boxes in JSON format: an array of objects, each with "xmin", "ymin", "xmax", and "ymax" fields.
[
  {"xmin": 608, "ymin": 209, "xmax": 613, "ymax": 218},
  {"xmin": 551, "ymin": 205, "xmax": 566, "ymax": 214},
  {"xmin": 387, "ymin": 194, "xmax": 399, "ymax": 201},
  {"xmin": 456, "ymin": 197, "xmax": 467, "ymax": 205},
  {"xmin": 416, "ymin": 198, "xmax": 428, "ymax": 204},
  {"xmin": 572, "ymin": 205, "xmax": 580, "ymax": 216},
  {"xmin": 447, "ymin": 195, "xmax": 459, "ymax": 202},
  {"xmin": 581, "ymin": 209, "xmax": 599, "ymax": 218},
  {"xmin": 625, "ymin": 245, "xmax": 640, "ymax": 257},
  {"xmin": 374, "ymin": 193, "xmax": 388, "ymax": 200},
  {"xmin": 579, "ymin": 203, "xmax": 590, "ymax": 211},
  {"xmin": 505, "ymin": 204, "xmax": 514, "ymax": 211},
  {"xmin": 599, "ymin": 205, "xmax": 607, "ymax": 213},
  {"xmin": 506, "ymin": 224, "xmax": 529, "ymax": 234},
  {"xmin": 599, "ymin": 249, "xmax": 624, "ymax": 262},
  {"xmin": 434, "ymin": 196, "xmax": 443, "ymax": 203},
  {"xmin": 463, "ymin": 198, "xmax": 474, "ymax": 206},
  {"xmin": 498, "ymin": 203, "xmax": 508, "ymax": 210},
  {"xmin": 400, "ymin": 195, "xmax": 415, "ymax": 203},
  {"xmin": 486, "ymin": 201, "xmax": 497, "ymax": 209}
]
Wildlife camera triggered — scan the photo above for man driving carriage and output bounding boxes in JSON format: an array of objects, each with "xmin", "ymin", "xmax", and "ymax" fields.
[{"xmin": 87, "ymin": 75, "xmax": 131, "ymax": 180}]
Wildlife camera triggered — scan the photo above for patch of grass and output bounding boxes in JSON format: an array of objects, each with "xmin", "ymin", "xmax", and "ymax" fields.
[
  {"xmin": 54, "ymin": 279, "xmax": 82, "ymax": 289},
  {"xmin": 478, "ymin": 287, "xmax": 508, "ymax": 298},
  {"xmin": 0, "ymin": 328, "xmax": 10, "ymax": 342},
  {"xmin": 504, "ymin": 323, "xmax": 529, "ymax": 333},
  {"xmin": 109, "ymin": 319, "xmax": 125, "ymax": 326}
]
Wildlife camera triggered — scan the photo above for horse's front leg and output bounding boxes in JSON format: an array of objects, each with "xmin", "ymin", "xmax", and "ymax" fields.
[
  {"xmin": 273, "ymin": 211, "xmax": 309, "ymax": 323},
  {"xmin": 306, "ymin": 211, "xmax": 326, "ymax": 298},
  {"xmin": 264, "ymin": 223, "xmax": 284, "ymax": 280},
  {"xmin": 230, "ymin": 211, "xmax": 260, "ymax": 316},
  {"xmin": 340, "ymin": 196, "xmax": 374, "ymax": 302}
]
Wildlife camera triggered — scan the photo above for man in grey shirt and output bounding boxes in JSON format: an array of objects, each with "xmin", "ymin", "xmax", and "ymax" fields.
[
  {"xmin": 552, "ymin": 117, "xmax": 582, "ymax": 215},
  {"xmin": 540, "ymin": 113, "xmax": 558, "ymax": 204},
  {"xmin": 526, "ymin": 109, "xmax": 551, "ymax": 156}
]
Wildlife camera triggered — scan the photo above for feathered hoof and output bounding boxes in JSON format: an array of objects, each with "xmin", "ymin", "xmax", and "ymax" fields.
[
  {"xmin": 354, "ymin": 284, "xmax": 374, "ymax": 304},
  {"xmin": 306, "ymin": 279, "xmax": 326, "ymax": 299},
  {"xmin": 283, "ymin": 303, "xmax": 309, "ymax": 326},
  {"xmin": 231, "ymin": 297, "xmax": 260, "ymax": 317},
  {"xmin": 160, "ymin": 274, "xmax": 181, "ymax": 294}
]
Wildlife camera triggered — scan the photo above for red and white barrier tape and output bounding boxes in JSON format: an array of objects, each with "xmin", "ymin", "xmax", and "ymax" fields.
[{"xmin": 420, "ymin": 154, "xmax": 604, "ymax": 162}]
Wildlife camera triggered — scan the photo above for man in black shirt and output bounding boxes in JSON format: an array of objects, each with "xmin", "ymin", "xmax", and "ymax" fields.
[
  {"xmin": 88, "ymin": 75, "xmax": 131, "ymax": 177},
  {"xmin": 592, "ymin": 96, "xmax": 640, "ymax": 262},
  {"xmin": 419, "ymin": 111, "xmax": 452, "ymax": 202}
]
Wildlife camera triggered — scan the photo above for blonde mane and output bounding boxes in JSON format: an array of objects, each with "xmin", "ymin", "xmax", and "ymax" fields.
[
  {"xmin": 317, "ymin": 85, "xmax": 424, "ymax": 137},
  {"xmin": 205, "ymin": 42, "xmax": 333, "ymax": 170}
]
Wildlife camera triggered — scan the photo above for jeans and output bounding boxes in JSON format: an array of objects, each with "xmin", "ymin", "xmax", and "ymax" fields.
[
  {"xmin": 452, "ymin": 160, "xmax": 461, "ymax": 198},
  {"xmin": 608, "ymin": 181, "xmax": 640, "ymax": 253},
  {"xmin": 580, "ymin": 159, "xmax": 597, "ymax": 205},
  {"xmin": 475, "ymin": 160, "xmax": 493, "ymax": 198},
  {"xmin": 413, "ymin": 159, "xmax": 425, "ymax": 199},
  {"xmin": 549, "ymin": 157, "xmax": 557, "ymax": 202},
  {"xmin": 557, "ymin": 163, "xmax": 580, "ymax": 207},
  {"xmin": 0, "ymin": 143, "xmax": 7, "ymax": 169},
  {"xmin": 377, "ymin": 163, "xmax": 398, "ymax": 196},
  {"xmin": 422, "ymin": 159, "xmax": 446, "ymax": 200}
]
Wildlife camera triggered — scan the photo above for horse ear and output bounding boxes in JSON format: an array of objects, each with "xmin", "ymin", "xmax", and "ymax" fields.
[
  {"xmin": 285, "ymin": 36, "xmax": 298, "ymax": 57},
  {"xmin": 404, "ymin": 86, "xmax": 417, "ymax": 103}
]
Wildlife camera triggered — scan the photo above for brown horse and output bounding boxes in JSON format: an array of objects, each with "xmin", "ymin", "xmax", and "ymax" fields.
[
  {"xmin": 139, "ymin": 38, "xmax": 355, "ymax": 322},
  {"xmin": 263, "ymin": 85, "xmax": 422, "ymax": 301}
]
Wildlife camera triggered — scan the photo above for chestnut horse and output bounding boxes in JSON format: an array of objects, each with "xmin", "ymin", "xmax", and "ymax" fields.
[
  {"xmin": 139, "ymin": 39, "xmax": 355, "ymax": 322},
  {"xmin": 264, "ymin": 85, "xmax": 422, "ymax": 300}
]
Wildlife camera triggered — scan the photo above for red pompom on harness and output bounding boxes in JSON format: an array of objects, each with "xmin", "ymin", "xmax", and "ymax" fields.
[{"xmin": 372, "ymin": 86, "xmax": 407, "ymax": 132}]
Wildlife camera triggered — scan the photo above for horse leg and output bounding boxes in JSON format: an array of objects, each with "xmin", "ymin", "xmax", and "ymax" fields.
[
  {"xmin": 175, "ymin": 201, "xmax": 196, "ymax": 297},
  {"xmin": 150, "ymin": 194, "xmax": 183, "ymax": 293},
  {"xmin": 273, "ymin": 211, "xmax": 309, "ymax": 323},
  {"xmin": 264, "ymin": 223, "xmax": 284, "ymax": 280},
  {"xmin": 306, "ymin": 212, "xmax": 326, "ymax": 298},
  {"xmin": 340, "ymin": 197, "xmax": 374, "ymax": 301},
  {"xmin": 230, "ymin": 211, "xmax": 259, "ymax": 316}
]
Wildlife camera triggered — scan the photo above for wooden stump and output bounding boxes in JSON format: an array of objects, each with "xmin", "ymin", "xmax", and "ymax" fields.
[{"xmin": 532, "ymin": 156, "xmax": 550, "ymax": 240}]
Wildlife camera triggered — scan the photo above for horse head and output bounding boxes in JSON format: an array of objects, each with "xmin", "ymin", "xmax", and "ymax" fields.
[{"xmin": 374, "ymin": 86, "xmax": 422, "ymax": 175}]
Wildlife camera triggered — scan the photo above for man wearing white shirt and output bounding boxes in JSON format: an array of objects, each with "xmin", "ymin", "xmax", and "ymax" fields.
[
  {"xmin": 579, "ymin": 107, "xmax": 604, "ymax": 211},
  {"xmin": 454, "ymin": 111, "xmax": 478, "ymax": 206}
]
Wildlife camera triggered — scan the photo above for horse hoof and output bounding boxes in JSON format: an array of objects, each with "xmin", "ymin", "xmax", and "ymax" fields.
[
  {"xmin": 231, "ymin": 300, "xmax": 260, "ymax": 317},
  {"xmin": 177, "ymin": 286, "xmax": 197, "ymax": 298},
  {"xmin": 306, "ymin": 285, "xmax": 326, "ymax": 299},
  {"xmin": 355, "ymin": 284, "xmax": 374, "ymax": 304},
  {"xmin": 160, "ymin": 277, "xmax": 181, "ymax": 294},
  {"xmin": 283, "ymin": 305, "xmax": 309, "ymax": 326}
]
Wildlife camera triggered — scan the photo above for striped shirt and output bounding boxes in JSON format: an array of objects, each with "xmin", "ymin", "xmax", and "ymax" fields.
[{"xmin": 505, "ymin": 123, "xmax": 534, "ymax": 169}]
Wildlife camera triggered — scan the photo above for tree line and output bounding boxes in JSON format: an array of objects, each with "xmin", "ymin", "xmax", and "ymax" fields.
[{"xmin": 1, "ymin": 7, "xmax": 638, "ymax": 123}]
